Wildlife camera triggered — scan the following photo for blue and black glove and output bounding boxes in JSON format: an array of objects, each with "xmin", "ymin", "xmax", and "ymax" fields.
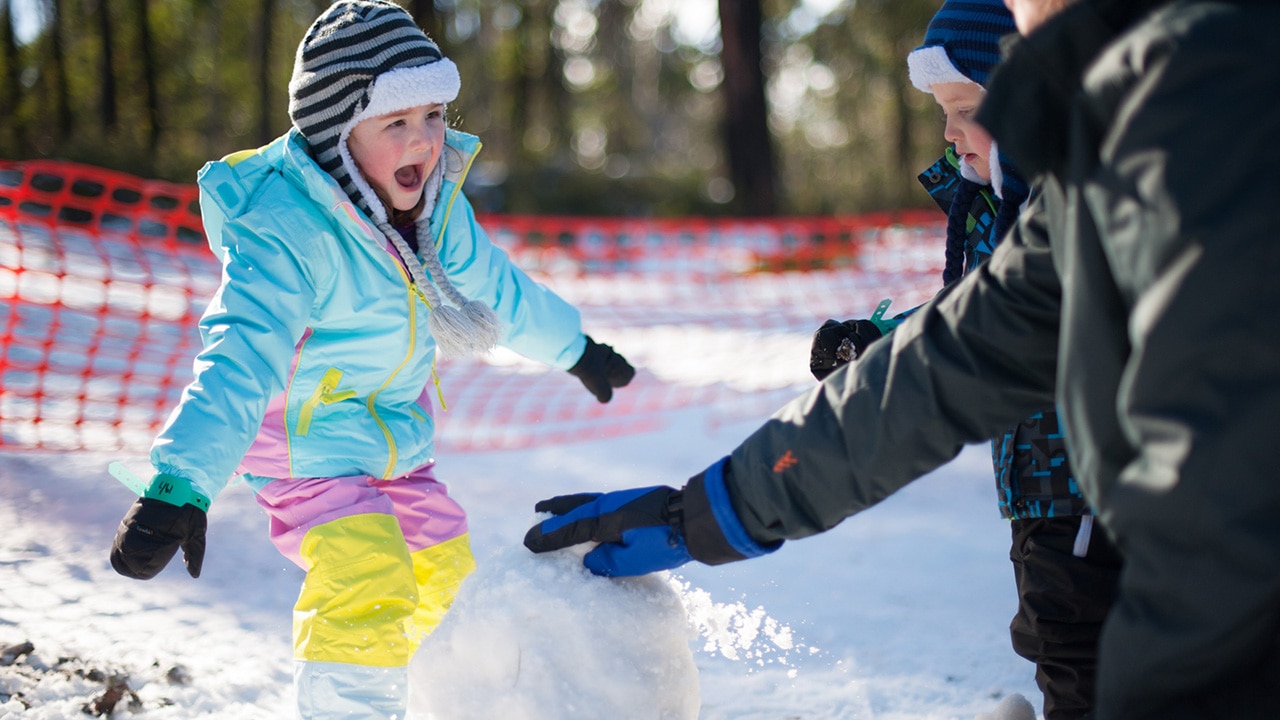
[
  {"xmin": 809, "ymin": 318, "xmax": 882, "ymax": 381},
  {"xmin": 110, "ymin": 474, "xmax": 209, "ymax": 580},
  {"xmin": 523, "ymin": 458, "xmax": 781, "ymax": 577},
  {"xmin": 568, "ymin": 335, "xmax": 635, "ymax": 403}
]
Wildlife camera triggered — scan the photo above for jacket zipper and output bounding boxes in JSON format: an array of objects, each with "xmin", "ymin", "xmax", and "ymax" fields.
[
  {"xmin": 295, "ymin": 367, "xmax": 357, "ymax": 436},
  {"xmin": 351, "ymin": 138, "xmax": 480, "ymax": 478},
  {"xmin": 367, "ymin": 259, "xmax": 424, "ymax": 478}
]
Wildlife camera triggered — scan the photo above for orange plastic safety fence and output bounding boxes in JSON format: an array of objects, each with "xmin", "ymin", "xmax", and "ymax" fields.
[
  {"xmin": 481, "ymin": 210, "xmax": 942, "ymax": 278},
  {"xmin": 0, "ymin": 160, "xmax": 213, "ymax": 452},
  {"xmin": 0, "ymin": 159, "xmax": 946, "ymax": 456}
]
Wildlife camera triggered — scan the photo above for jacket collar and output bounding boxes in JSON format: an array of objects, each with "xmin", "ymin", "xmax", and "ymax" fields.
[
  {"xmin": 197, "ymin": 128, "xmax": 481, "ymax": 260},
  {"xmin": 976, "ymin": 0, "xmax": 1172, "ymax": 179}
]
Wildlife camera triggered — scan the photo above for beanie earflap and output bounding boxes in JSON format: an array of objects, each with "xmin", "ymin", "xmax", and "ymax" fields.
[
  {"xmin": 989, "ymin": 144, "xmax": 1031, "ymax": 249},
  {"xmin": 943, "ymin": 179, "xmax": 981, "ymax": 286},
  {"xmin": 373, "ymin": 166, "xmax": 501, "ymax": 359}
]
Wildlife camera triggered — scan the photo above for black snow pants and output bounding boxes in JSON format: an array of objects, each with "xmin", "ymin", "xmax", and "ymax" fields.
[{"xmin": 1010, "ymin": 516, "xmax": 1123, "ymax": 720}]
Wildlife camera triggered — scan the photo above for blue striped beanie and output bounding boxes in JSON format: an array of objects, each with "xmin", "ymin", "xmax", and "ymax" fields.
[{"xmin": 907, "ymin": 0, "xmax": 1017, "ymax": 92}]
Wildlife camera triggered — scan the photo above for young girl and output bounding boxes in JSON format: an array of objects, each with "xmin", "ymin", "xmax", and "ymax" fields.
[
  {"xmin": 812, "ymin": 1, "xmax": 1122, "ymax": 718},
  {"xmin": 109, "ymin": 2, "xmax": 633, "ymax": 717}
]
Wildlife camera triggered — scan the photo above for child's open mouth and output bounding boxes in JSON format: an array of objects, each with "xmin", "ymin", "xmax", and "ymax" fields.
[{"xmin": 395, "ymin": 164, "xmax": 423, "ymax": 191}]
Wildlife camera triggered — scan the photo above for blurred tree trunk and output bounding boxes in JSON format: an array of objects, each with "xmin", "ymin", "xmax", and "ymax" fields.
[
  {"xmin": 1, "ymin": 0, "xmax": 19, "ymax": 142},
  {"xmin": 539, "ymin": 6, "xmax": 568, "ymax": 157},
  {"xmin": 132, "ymin": 0, "xmax": 159, "ymax": 152},
  {"xmin": 48, "ymin": 0, "xmax": 72, "ymax": 140},
  {"xmin": 514, "ymin": 0, "xmax": 545, "ymax": 156},
  {"xmin": 596, "ymin": 0, "xmax": 642, "ymax": 161},
  {"xmin": 256, "ymin": 0, "xmax": 274, "ymax": 145},
  {"xmin": 196, "ymin": 0, "xmax": 223, "ymax": 161},
  {"xmin": 717, "ymin": 0, "xmax": 777, "ymax": 215},
  {"xmin": 515, "ymin": 0, "xmax": 569, "ymax": 192},
  {"xmin": 95, "ymin": 0, "xmax": 117, "ymax": 131},
  {"xmin": 892, "ymin": 71, "xmax": 913, "ymax": 204},
  {"xmin": 854, "ymin": 0, "xmax": 937, "ymax": 207},
  {"xmin": 410, "ymin": 0, "xmax": 444, "ymax": 48},
  {"xmin": 889, "ymin": 11, "xmax": 923, "ymax": 207}
]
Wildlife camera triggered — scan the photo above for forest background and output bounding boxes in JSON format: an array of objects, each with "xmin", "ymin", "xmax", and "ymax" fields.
[{"xmin": 0, "ymin": 0, "xmax": 948, "ymax": 217}]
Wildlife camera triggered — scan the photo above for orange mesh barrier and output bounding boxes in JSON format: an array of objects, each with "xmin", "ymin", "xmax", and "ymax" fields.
[{"xmin": 0, "ymin": 159, "xmax": 946, "ymax": 455}]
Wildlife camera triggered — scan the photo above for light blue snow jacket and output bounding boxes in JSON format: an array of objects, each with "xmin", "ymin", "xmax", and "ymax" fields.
[{"xmin": 151, "ymin": 128, "xmax": 586, "ymax": 502}]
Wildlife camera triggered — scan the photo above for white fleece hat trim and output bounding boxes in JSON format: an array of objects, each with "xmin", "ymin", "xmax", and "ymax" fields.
[
  {"xmin": 352, "ymin": 60, "xmax": 461, "ymax": 126},
  {"xmin": 907, "ymin": 45, "xmax": 974, "ymax": 93}
]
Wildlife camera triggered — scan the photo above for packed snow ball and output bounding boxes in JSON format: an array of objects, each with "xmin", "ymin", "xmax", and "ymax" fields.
[{"xmin": 410, "ymin": 542, "xmax": 700, "ymax": 720}]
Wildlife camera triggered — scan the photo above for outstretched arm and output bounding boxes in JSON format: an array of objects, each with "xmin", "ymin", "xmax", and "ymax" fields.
[
  {"xmin": 726, "ymin": 199, "xmax": 1061, "ymax": 542},
  {"xmin": 527, "ymin": 199, "xmax": 1062, "ymax": 572}
]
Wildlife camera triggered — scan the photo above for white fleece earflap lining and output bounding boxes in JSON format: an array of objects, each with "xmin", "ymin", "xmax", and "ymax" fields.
[{"xmin": 989, "ymin": 139, "xmax": 1004, "ymax": 199}]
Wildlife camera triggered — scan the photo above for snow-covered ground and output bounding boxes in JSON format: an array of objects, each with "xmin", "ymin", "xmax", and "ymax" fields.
[
  {"xmin": 0, "ymin": 420, "xmax": 1040, "ymax": 719},
  {"xmin": 0, "ymin": 229, "xmax": 1044, "ymax": 718}
]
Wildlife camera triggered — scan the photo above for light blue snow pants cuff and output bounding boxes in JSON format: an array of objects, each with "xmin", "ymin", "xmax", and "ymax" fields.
[{"xmin": 295, "ymin": 661, "xmax": 408, "ymax": 720}]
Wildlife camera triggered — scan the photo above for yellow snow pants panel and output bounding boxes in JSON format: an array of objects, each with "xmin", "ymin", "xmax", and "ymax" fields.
[
  {"xmin": 406, "ymin": 533, "xmax": 476, "ymax": 649},
  {"xmin": 294, "ymin": 513, "xmax": 417, "ymax": 667}
]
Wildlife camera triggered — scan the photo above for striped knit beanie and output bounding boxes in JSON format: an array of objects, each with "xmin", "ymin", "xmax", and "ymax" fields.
[
  {"xmin": 907, "ymin": 0, "xmax": 1017, "ymax": 91},
  {"xmin": 288, "ymin": 0, "xmax": 499, "ymax": 358},
  {"xmin": 289, "ymin": 0, "xmax": 458, "ymax": 220}
]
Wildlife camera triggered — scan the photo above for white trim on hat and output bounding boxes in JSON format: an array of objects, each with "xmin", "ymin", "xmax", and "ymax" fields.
[
  {"xmin": 907, "ymin": 45, "xmax": 974, "ymax": 93},
  {"xmin": 352, "ymin": 59, "xmax": 461, "ymax": 127}
]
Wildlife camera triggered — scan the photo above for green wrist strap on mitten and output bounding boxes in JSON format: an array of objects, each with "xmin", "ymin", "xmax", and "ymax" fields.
[
  {"xmin": 108, "ymin": 462, "xmax": 211, "ymax": 512},
  {"xmin": 868, "ymin": 298, "xmax": 900, "ymax": 335}
]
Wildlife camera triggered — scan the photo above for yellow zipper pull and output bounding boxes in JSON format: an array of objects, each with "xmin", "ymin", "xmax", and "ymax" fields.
[{"xmin": 296, "ymin": 368, "xmax": 356, "ymax": 436}]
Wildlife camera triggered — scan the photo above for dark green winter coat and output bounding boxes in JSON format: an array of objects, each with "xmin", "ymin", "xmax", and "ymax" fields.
[{"xmin": 716, "ymin": 1, "xmax": 1280, "ymax": 717}]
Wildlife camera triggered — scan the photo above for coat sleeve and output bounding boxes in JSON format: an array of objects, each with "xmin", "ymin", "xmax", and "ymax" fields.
[
  {"xmin": 437, "ymin": 192, "xmax": 586, "ymax": 369},
  {"xmin": 149, "ymin": 195, "xmax": 319, "ymax": 502},
  {"xmin": 723, "ymin": 196, "xmax": 1062, "ymax": 542}
]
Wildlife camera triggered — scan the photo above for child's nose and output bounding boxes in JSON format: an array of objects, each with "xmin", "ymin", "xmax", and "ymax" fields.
[
  {"xmin": 943, "ymin": 117, "xmax": 962, "ymax": 144},
  {"xmin": 410, "ymin": 123, "xmax": 435, "ymax": 149}
]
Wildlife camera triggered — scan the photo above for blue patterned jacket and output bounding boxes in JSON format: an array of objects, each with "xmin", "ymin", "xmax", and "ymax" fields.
[{"xmin": 918, "ymin": 149, "xmax": 1091, "ymax": 519}]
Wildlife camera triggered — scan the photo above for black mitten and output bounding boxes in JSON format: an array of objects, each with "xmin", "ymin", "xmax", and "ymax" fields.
[
  {"xmin": 568, "ymin": 336, "xmax": 636, "ymax": 403},
  {"xmin": 110, "ymin": 497, "xmax": 208, "ymax": 580},
  {"xmin": 809, "ymin": 319, "xmax": 883, "ymax": 381}
]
